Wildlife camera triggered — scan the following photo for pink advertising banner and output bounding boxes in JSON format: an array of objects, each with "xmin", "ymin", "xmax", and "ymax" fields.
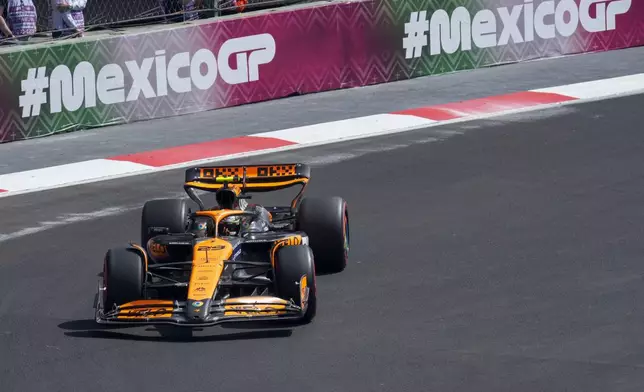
[{"xmin": 0, "ymin": 0, "xmax": 642, "ymax": 143}]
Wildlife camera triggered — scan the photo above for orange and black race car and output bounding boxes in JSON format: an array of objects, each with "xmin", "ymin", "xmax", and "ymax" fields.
[{"xmin": 94, "ymin": 163, "xmax": 349, "ymax": 327}]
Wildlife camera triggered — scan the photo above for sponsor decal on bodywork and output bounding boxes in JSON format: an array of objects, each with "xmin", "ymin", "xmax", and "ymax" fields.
[
  {"xmin": 299, "ymin": 274, "xmax": 309, "ymax": 310},
  {"xmin": 270, "ymin": 235, "xmax": 304, "ymax": 266}
]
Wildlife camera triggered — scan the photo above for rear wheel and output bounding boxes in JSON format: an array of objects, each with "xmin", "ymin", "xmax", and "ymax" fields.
[
  {"xmin": 296, "ymin": 197, "xmax": 349, "ymax": 274},
  {"xmin": 103, "ymin": 247, "xmax": 145, "ymax": 310},
  {"xmin": 274, "ymin": 245, "xmax": 317, "ymax": 323},
  {"xmin": 141, "ymin": 199, "xmax": 189, "ymax": 246}
]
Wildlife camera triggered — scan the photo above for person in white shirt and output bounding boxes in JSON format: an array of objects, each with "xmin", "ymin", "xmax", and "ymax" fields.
[{"xmin": 50, "ymin": 0, "xmax": 86, "ymax": 38}]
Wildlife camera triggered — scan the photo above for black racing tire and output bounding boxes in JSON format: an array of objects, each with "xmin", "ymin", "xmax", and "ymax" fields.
[
  {"xmin": 140, "ymin": 198, "xmax": 189, "ymax": 246},
  {"xmin": 296, "ymin": 197, "xmax": 349, "ymax": 274},
  {"xmin": 274, "ymin": 245, "xmax": 317, "ymax": 323},
  {"xmin": 103, "ymin": 247, "xmax": 145, "ymax": 310}
]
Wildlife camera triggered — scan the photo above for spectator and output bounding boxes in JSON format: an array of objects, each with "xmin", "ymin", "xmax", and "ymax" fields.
[
  {"xmin": 159, "ymin": 0, "xmax": 202, "ymax": 23},
  {"xmin": 0, "ymin": 0, "xmax": 37, "ymax": 41},
  {"xmin": 51, "ymin": 0, "xmax": 86, "ymax": 39},
  {"xmin": 183, "ymin": 0, "xmax": 203, "ymax": 21}
]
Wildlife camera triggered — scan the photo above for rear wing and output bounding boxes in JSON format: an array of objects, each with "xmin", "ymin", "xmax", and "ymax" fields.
[{"xmin": 184, "ymin": 163, "xmax": 311, "ymax": 209}]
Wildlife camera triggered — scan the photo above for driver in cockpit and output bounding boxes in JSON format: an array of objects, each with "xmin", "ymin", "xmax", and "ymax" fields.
[{"xmin": 211, "ymin": 187, "xmax": 272, "ymax": 236}]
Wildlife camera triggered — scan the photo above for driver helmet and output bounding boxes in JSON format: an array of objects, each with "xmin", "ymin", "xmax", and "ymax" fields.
[{"xmin": 219, "ymin": 216, "xmax": 242, "ymax": 236}]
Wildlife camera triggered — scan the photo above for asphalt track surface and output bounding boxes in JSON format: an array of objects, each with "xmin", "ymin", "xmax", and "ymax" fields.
[
  {"xmin": 2, "ymin": 93, "xmax": 644, "ymax": 391},
  {"xmin": 1, "ymin": 45, "xmax": 644, "ymax": 174}
]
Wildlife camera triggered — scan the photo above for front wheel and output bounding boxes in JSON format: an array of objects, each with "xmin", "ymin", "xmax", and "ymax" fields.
[
  {"xmin": 103, "ymin": 247, "xmax": 145, "ymax": 310},
  {"xmin": 274, "ymin": 245, "xmax": 317, "ymax": 323}
]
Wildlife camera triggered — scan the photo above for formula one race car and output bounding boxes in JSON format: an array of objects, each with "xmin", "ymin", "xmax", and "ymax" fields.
[{"xmin": 94, "ymin": 163, "xmax": 349, "ymax": 327}]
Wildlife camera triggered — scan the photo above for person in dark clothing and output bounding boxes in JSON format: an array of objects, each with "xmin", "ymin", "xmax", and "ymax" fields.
[{"xmin": 159, "ymin": 0, "xmax": 201, "ymax": 23}]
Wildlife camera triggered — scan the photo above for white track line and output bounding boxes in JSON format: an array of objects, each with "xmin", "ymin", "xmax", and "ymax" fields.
[{"xmin": 1, "ymin": 74, "xmax": 643, "ymax": 198}]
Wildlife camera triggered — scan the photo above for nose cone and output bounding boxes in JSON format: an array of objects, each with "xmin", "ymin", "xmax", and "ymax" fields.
[{"xmin": 187, "ymin": 299, "xmax": 210, "ymax": 321}]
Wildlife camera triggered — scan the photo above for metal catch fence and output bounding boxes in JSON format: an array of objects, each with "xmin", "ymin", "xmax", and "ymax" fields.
[{"xmin": 2, "ymin": 0, "xmax": 306, "ymax": 42}]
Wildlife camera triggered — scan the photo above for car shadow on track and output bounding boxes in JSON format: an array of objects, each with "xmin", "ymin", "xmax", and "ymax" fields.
[{"xmin": 57, "ymin": 319, "xmax": 294, "ymax": 342}]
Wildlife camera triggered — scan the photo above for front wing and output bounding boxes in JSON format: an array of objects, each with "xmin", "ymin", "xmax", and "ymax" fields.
[{"xmin": 94, "ymin": 283, "xmax": 309, "ymax": 327}]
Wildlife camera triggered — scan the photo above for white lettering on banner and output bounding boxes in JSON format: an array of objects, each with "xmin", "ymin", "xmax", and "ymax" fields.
[
  {"xmin": 97, "ymin": 64, "xmax": 125, "ymax": 105},
  {"xmin": 49, "ymin": 62, "xmax": 97, "ymax": 113},
  {"xmin": 402, "ymin": 0, "xmax": 632, "ymax": 59},
  {"xmin": 429, "ymin": 8, "xmax": 471, "ymax": 55},
  {"xmin": 218, "ymin": 34, "xmax": 276, "ymax": 84},
  {"xmin": 18, "ymin": 33, "xmax": 276, "ymax": 118}
]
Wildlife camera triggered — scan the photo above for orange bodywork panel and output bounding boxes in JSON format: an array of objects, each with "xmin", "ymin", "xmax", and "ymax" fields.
[
  {"xmin": 187, "ymin": 237, "xmax": 233, "ymax": 302},
  {"xmin": 197, "ymin": 164, "xmax": 298, "ymax": 179},
  {"xmin": 195, "ymin": 209, "xmax": 248, "ymax": 224},
  {"xmin": 299, "ymin": 275, "xmax": 308, "ymax": 309},
  {"xmin": 114, "ymin": 300, "xmax": 175, "ymax": 320},
  {"xmin": 223, "ymin": 296, "xmax": 290, "ymax": 317},
  {"xmin": 185, "ymin": 178, "xmax": 308, "ymax": 191}
]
